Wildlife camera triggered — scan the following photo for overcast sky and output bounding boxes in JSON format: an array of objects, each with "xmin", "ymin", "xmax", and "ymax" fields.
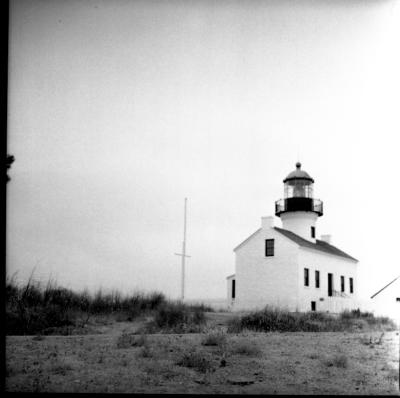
[{"xmin": 7, "ymin": 0, "xmax": 400, "ymax": 301}]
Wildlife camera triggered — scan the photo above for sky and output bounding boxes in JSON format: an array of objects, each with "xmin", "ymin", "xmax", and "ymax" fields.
[{"xmin": 7, "ymin": 0, "xmax": 400, "ymax": 302}]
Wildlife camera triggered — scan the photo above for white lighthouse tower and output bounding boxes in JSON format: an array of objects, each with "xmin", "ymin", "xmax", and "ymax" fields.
[{"xmin": 275, "ymin": 162, "xmax": 323, "ymax": 242}]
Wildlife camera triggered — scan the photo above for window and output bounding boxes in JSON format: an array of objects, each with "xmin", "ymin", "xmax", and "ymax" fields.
[
  {"xmin": 311, "ymin": 226, "xmax": 315, "ymax": 238},
  {"xmin": 349, "ymin": 278, "xmax": 354, "ymax": 294},
  {"xmin": 304, "ymin": 268, "xmax": 309, "ymax": 286},
  {"xmin": 311, "ymin": 301, "xmax": 316, "ymax": 311},
  {"xmin": 265, "ymin": 239, "xmax": 274, "ymax": 256},
  {"xmin": 341, "ymin": 276, "xmax": 345, "ymax": 292},
  {"xmin": 232, "ymin": 280, "xmax": 236, "ymax": 299},
  {"xmin": 315, "ymin": 270, "xmax": 320, "ymax": 288}
]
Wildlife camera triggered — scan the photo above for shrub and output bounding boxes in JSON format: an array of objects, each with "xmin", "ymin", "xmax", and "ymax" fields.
[
  {"xmin": 138, "ymin": 344, "xmax": 153, "ymax": 358},
  {"xmin": 229, "ymin": 340, "xmax": 262, "ymax": 357},
  {"xmin": 227, "ymin": 307, "xmax": 316, "ymax": 333},
  {"xmin": 201, "ymin": 331, "xmax": 227, "ymax": 347},
  {"xmin": 154, "ymin": 302, "xmax": 188, "ymax": 328},
  {"xmin": 340, "ymin": 309, "xmax": 374, "ymax": 320},
  {"xmin": 324, "ymin": 354, "xmax": 348, "ymax": 368},
  {"xmin": 5, "ymin": 274, "xmax": 168, "ymax": 335},
  {"xmin": 117, "ymin": 333, "xmax": 148, "ymax": 349},
  {"xmin": 191, "ymin": 307, "xmax": 206, "ymax": 325},
  {"xmin": 226, "ymin": 306, "xmax": 397, "ymax": 333},
  {"xmin": 140, "ymin": 301, "xmax": 207, "ymax": 333},
  {"xmin": 176, "ymin": 350, "xmax": 215, "ymax": 373}
]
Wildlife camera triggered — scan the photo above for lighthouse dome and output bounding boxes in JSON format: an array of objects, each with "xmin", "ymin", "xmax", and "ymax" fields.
[{"xmin": 283, "ymin": 162, "xmax": 314, "ymax": 183}]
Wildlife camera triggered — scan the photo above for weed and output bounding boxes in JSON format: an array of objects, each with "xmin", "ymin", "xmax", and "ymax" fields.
[
  {"xmin": 143, "ymin": 359, "xmax": 180, "ymax": 379},
  {"xmin": 230, "ymin": 339, "xmax": 262, "ymax": 357},
  {"xmin": 176, "ymin": 350, "xmax": 215, "ymax": 373},
  {"xmin": 51, "ymin": 362, "xmax": 74, "ymax": 375},
  {"xmin": 138, "ymin": 344, "xmax": 153, "ymax": 358},
  {"xmin": 117, "ymin": 333, "xmax": 148, "ymax": 349},
  {"xmin": 139, "ymin": 301, "xmax": 208, "ymax": 334},
  {"xmin": 227, "ymin": 306, "xmax": 396, "ymax": 333},
  {"xmin": 324, "ymin": 354, "xmax": 348, "ymax": 368},
  {"xmin": 201, "ymin": 331, "xmax": 227, "ymax": 347},
  {"xmin": 6, "ymin": 274, "xmax": 168, "ymax": 335},
  {"xmin": 386, "ymin": 368, "xmax": 399, "ymax": 383}
]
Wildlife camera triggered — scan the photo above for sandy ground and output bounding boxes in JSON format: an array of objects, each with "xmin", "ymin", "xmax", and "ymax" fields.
[{"xmin": 5, "ymin": 314, "xmax": 400, "ymax": 394}]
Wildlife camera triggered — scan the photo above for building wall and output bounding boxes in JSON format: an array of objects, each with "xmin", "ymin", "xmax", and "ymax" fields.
[
  {"xmin": 233, "ymin": 226, "xmax": 300, "ymax": 311},
  {"xmin": 280, "ymin": 211, "xmax": 318, "ymax": 242},
  {"xmin": 297, "ymin": 247, "xmax": 358, "ymax": 312}
]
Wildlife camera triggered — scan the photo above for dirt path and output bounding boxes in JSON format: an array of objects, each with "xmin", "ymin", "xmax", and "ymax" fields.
[{"xmin": 6, "ymin": 326, "xmax": 400, "ymax": 394}]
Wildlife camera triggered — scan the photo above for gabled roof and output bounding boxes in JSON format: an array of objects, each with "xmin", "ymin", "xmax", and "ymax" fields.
[
  {"xmin": 233, "ymin": 228, "xmax": 262, "ymax": 252},
  {"xmin": 274, "ymin": 227, "xmax": 358, "ymax": 262}
]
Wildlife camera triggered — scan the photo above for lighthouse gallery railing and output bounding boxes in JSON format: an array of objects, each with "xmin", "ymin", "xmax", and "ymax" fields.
[{"xmin": 275, "ymin": 197, "xmax": 323, "ymax": 216}]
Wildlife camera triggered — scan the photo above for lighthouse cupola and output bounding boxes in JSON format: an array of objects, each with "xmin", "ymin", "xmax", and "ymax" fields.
[{"xmin": 275, "ymin": 162, "xmax": 323, "ymax": 242}]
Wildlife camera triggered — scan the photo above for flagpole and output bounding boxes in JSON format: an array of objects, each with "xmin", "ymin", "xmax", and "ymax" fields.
[
  {"xmin": 181, "ymin": 197, "xmax": 187, "ymax": 300},
  {"xmin": 174, "ymin": 198, "xmax": 190, "ymax": 301}
]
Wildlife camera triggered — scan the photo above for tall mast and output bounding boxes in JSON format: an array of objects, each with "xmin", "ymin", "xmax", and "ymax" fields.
[
  {"xmin": 174, "ymin": 197, "xmax": 190, "ymax": 300},
  {"xmin": 181, "ymin": 197, "xmax": 187, "ymax": 299}
]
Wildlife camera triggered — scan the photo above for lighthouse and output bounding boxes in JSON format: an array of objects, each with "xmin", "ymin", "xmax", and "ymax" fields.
[
  {"xmin": 227, "ymin": 162, "xmax": 359, "ymax": 312},
  {"xmin": 275, "ymin": 162, "xmax": 323, "ymax": 242}
]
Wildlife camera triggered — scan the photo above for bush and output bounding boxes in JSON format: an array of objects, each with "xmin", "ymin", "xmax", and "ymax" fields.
[
  {"xmin": 139, "ymin": 301, "xmax": 208, "ymax": 333},
  {"xmin": 324, "ymin": 354, "xmax": 348, "ymax": 368},
  {"xmin": 229, "ymin": 340, "xmax": 262, "ymax": 357},
  {"xmin": 226, "ymin": 306, "xmax": 397, "ymax": 333},
  {"xmin": 226, "ymin": 307, "xmax": 318, "ymax": 333},
  {"xmin": 201, "ymin": 331, "xmax": 227, "ymax": 347},
  {"xmin": 5, "ymin": 274, "xmax": 168, "ymax": 335},
  {"xmin": 340, "ymin": 309, "xmax": 374, "ymax": 320},
  {"xmin": 176, "ymin": 350, "xmax": 215, "ymax": 373},
  {"xmin": 117, "ymin": 333, "xmax": 148, "ymax": 349},
  {"xmin": 154, "ymin": 302, "xmax": 189, "ymax": 328},
  {"xmin": 138, "ymin": 344, "xmax": 153, "ymax": 358}
]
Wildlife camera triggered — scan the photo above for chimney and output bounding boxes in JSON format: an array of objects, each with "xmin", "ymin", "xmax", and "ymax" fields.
[
  {"xmin": 320, "ymin": 234, "xmax": 332, "ymax": 244},
  {"xmin": 261, "ymin": 216, "xmax": 274, "ymax": 230}
]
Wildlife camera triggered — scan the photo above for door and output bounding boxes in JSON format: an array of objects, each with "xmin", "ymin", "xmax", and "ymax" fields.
[{"xmin": 328, "ymin": 273, "xmax": 333, "ymax": 297}]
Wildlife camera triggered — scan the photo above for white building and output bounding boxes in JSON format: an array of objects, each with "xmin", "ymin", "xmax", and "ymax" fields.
[{"xmin": 227, "ymin": 162, "xmax": 359, "ymax": 313}]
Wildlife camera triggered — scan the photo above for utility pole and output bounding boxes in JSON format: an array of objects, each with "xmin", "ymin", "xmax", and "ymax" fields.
[{"xmin": 174, "ymin": 198, "xmax": 190, "ymax": 301}]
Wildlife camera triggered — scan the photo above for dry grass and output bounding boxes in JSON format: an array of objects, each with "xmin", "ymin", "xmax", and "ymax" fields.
[
  {"xmin": 324, "ymin": 353, "xmax": 349, "ymax": 368},
  {"xmin": 229, "ymin": 339, "xmax": 263, "ymax": 357},
  {"xmin": 6, "ymin": 275, "xmax": 168, "ymax": 335},
  {"xmin": 201, "ymin": 330, "xmax": 227, "ymax": 347},
  {"xmin": 6, "ymin": 276, "xmax": 212, "ymax": 336},
  {"xmin": 116, "ymin": 333, "xmax": 148, "ymax": 349},
  {"xmin": 227, "ymin": 306, "xmax": 397, "ymax": 333},
  {"xmin": 176, "ymin": 350, "xmax": 216, "ymax": 373},
  {"xmin": 6, "ymin": 327, "xmax": 400, "ymax": 394}
]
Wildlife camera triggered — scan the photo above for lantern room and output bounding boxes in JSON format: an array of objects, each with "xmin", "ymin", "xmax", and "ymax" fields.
[
  {"xmin": 284, "ymin": 162, "xmax": 314, "ymax": 199},
  {"xmin": 275, "ymin": 162, "xmax": 323, "ymax": 217}
]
